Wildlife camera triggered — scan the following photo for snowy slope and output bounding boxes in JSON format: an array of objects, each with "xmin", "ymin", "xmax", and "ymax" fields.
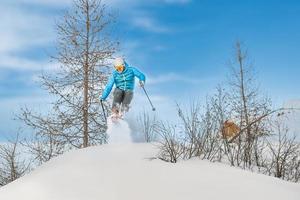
[{"xmin": 0, "ymin": 142, "xmax": 299, "ymax": 200}]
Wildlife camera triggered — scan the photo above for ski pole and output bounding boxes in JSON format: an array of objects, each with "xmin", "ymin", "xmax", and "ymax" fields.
[
  {"xmin": 141, "ymin": 85, "xmax": 156, "ymax": 111},
  {"xmin": 100, "ymin": 100, "xmax": 107, "ymax": 121}
]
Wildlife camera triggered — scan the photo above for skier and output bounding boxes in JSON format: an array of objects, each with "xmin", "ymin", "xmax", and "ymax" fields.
[{"xmin": 100, "ymin": 57, "xmax": 146, "ymax": 118}]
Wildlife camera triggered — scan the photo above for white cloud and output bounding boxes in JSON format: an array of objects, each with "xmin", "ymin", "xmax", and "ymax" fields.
[
  {"xmin": 103, "ymin": 0, "xmax": 139, "ymax": 7},
  {"xmin": 0, "ymin": 94, "xmax": 53, "ymax": 105},
  {"xmin": 0, "ymin": 55, "xmax": 49, "ymax": 74},
  {"xmin": 18, "ymin": 0, "xmax": 71, "ymax": 7},
  {"xmin": 0, "ymin": 4, "xmax": 54, "ymax": 54},
  {"xmin": 0, "ymin": 0, "xmax": 67, "ymax": 79},
  {"xmin": 0, "ymin": 0, "xmax": 179, "ymax": 71},
  {"xmin": 20, "ymin": 0, "xmax": 190, "ymax": 9},
  {"xmin": 147, "ymin": 72, "xmax": 211, "ymax": 85},
  {"xmin": 0, "ymin": 1, "xmax": 58, "ymax": 73},
  {"xmin": 106, "ymin": 0, "xmax": 187, "ymax": 33},
  {"xmin": 131, "ymin": 16, "xmax": 171, "ymax": 33},
  {"xmin": 104, "ymin": 0, "xmax": 191, "ymax": 7},
  {"xmin": 0, "ymin": 55, "xmax": 60, "ymax": 71}
]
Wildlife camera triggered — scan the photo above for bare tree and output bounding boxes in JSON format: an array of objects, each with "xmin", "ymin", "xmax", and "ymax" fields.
[
  {"xmin": 18, "ymin": 0, "xmax": 117, "ymax": 150},
  {"xmin": 227, "ymin": 41, "xmax": 272, "ymax": 168},
  {"xmin": 0, "ymin": 134, "xmax": 31, "ymax": 186}
]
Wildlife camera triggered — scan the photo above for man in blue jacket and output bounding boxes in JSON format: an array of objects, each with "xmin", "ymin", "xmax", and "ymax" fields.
[{"xmin": 100, "ymin": 57, "xmax": 146, "ymax": 115}]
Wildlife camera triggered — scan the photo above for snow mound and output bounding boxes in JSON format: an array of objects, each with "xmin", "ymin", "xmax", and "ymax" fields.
[{"xmin": 0, "ymin": 143, "xmax": 299, "ymax": 200}]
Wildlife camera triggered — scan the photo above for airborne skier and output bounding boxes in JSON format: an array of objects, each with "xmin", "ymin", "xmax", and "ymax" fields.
[{"xmin": 100, "ymin": 57, "xmax": 146, "ymax": 119}]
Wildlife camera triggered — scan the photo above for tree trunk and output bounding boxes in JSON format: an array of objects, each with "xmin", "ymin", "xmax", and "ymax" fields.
[
  {"xmin": 83, "ymin": 1, "xmax": 90, "ymax": 148},
  {"xmin": 237, "ymin": 42, "xmax": 251, "ymax": 167}
]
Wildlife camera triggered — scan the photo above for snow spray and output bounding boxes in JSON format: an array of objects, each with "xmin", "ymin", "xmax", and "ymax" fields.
[{"xmin": 107, "ymin": 118, "xmax": 132, "ymax": 144}]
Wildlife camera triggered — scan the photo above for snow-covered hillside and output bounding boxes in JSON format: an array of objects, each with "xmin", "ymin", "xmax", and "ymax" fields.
[{"xmin": 0, "ymin": 142, "xmax": 299, "ymax": 200}]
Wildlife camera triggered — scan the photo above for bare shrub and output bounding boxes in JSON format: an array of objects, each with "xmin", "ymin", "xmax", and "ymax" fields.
[
  {"xmin": 265, "ymin": 121, "xmax": 300, "ymax": 181},
  {"xmin": 155, "ymin": 122, "xmax": 185, "ymax": 163},
  {"xmin": 178, "ymin": 101, "xmax": 223, "ymax": 161}
]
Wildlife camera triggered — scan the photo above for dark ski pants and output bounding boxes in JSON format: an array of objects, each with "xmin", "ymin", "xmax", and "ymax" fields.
[{"xmin": 112, "ymin": 88, "xmax": 133, "ymax": 111}]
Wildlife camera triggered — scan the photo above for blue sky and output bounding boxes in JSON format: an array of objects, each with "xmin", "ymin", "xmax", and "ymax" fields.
[{"xmin": 0, "ymin": 0, "xmax": 300, "ymax": 138}]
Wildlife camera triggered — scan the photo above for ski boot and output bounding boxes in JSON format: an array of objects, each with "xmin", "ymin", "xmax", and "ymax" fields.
[{"xmin": 111, "ymin": 106, "xmax": 122, "ymax": 123}]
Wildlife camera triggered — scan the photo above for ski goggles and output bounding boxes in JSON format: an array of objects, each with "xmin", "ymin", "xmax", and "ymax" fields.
[{"xmin": 114, "ymin": 65, "xmax": 124, "ymax": 72}]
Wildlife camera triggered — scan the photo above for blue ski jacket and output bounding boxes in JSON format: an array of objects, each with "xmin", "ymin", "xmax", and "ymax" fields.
[{"xmin": 101, "ymin": 62, "xmax": 146, "ymax": 100}]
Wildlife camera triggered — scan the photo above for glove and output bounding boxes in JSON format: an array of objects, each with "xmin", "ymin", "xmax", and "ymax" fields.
[{"xmin": 139, "ymin": 81, "xmax": 145, "ymax": 87}]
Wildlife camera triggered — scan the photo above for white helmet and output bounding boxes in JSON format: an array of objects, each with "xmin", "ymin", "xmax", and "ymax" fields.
[{"xmin": 114, "ymin": 57, "xmax": 125, "ymax": 67}]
